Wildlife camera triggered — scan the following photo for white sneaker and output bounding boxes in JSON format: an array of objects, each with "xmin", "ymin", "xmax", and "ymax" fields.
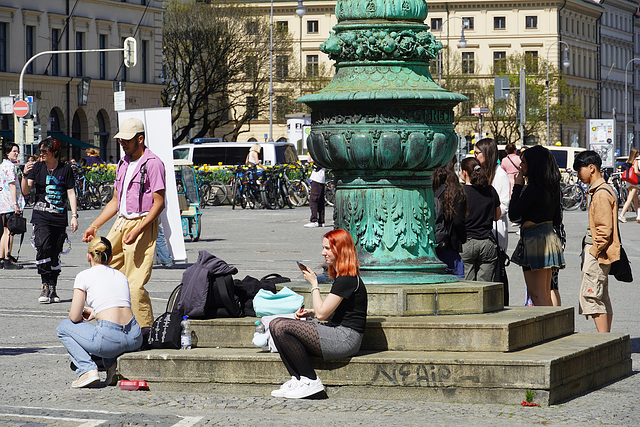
[
  {"xmin": 282, "ymin": 376, "xmax": 324, "ymax": 399},
  {"xmin": 304, "ymin": 222, "xmax": 319, "ymax": 228},
  {"xmin": 619, "ymin": 215, "xmax": 627, "ymax": 223},
  {"xmin": 271, "ymin": 376, "xmax": 300, "ymax": 397},
  {"xmin": 71, "ymin": 369, "xmax": 100, "ymax": 388}
]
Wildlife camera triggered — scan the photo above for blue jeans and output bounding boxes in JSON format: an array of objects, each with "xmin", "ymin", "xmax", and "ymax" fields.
[
  {"xmin": 436, "ymin": 247, "xmax": 465, "ymax": 279},
  {"xmin": 155, "ymin": 224, "xmax": 173, "ymax": 266},
  {"xmin": 57, "ymin": 317, "xmax": 142, "ymax": 377}
]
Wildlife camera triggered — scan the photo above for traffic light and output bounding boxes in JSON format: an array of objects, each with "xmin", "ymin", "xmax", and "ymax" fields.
[{"xmin": 123, "ymin": 37, "xmax": 137, "ymax": 68}]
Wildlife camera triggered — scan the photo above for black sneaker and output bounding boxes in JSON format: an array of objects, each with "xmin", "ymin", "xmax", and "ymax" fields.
[
  {"xmin": 38, "ymin": 285, "xmax": 50, "ymax": 304},
  {"xmin": 4, "ymin": 260, "xmax": 23, "ymax": 270},
  {"xmin": 0, "ymin": 259, "xmax": 4, "ymax": 269},
  {"xmin": 49, "ymin": 286, "xmax": 60, "ymax": 303},
  {"xmin": 7, "ymin": 254, "xmax": 18, "ymax": 263}
]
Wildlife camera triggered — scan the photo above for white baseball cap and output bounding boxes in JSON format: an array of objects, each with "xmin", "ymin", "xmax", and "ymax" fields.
[{"xmin": 114, "ymin": 118, "xmax": 145, "ymax": 140}]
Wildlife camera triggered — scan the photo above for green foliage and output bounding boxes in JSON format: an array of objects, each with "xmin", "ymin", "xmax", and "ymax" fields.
[{"xmin": 525, "ymin": 389, "xmax": 535, "ymax": 403}]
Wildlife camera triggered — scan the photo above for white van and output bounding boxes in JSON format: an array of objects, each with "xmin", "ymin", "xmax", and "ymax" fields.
[
  {"xmin": 173, "ymin": 141, "xmax": 298, "ymax": 166},
  {"xmin": 495, "ymin": 144, "xmax": 585, "ymax": 170}
]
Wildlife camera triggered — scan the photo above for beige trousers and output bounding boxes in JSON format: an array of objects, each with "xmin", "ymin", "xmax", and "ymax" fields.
[{"xmin": 107, "ymin": 216, "xmax": 158, "ymax": 328}]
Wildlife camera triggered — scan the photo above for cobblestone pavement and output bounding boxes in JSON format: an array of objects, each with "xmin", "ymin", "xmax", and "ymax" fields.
[{"xmin": 0, "ymin": 205, "xmax": 638, "ymax": 426}]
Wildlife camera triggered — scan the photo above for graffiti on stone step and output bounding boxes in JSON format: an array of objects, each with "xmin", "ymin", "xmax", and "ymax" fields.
[{"xmin": 369, "ymin": 362, "xmax": 452, "ymax": 387}]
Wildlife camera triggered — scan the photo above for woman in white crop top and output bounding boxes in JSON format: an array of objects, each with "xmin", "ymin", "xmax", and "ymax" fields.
[{"xmin": 57, "ymin": 237, "xmax": 142, "ymax": 388}]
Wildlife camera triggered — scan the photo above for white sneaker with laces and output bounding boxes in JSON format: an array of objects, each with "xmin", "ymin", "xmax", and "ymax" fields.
[
  {"xmin": 271, "ymin": 376, "xmax": 300, "ymax": 397},
  {"xmin": 282, "ymin": 376, "xmax": 324, "ymax": 399},
  {"xmin": 619, "ymin": 215, "xmax": 627, "ymax": 223},
  {"xmin": 304, "ymin": 222, "xmax": 319, "ymax": 228}
]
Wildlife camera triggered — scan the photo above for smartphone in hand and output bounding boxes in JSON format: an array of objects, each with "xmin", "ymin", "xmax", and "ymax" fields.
[{"xmin": 296, "ymin": 261, "xmax": 308, "ymax": 272}]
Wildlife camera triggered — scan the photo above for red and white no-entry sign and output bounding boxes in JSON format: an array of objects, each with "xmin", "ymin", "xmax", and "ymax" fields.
[{"xmin": 13, "ymin": 100, "xmax": 29, "ymax": 117}]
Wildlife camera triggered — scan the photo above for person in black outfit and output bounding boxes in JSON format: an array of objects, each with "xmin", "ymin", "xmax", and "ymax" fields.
[
  {"xmin": 509, "ymin": 145, "xmax": 565, "ymax": 306},
  {"xmin": 432, "ymin": 156, "xmax": 467, "ymax": 278},
  {"xmin": 459, "ymin": 157, "xmax": 501, "ymax": 281},
  {"xmin": 270, "ymin": 229, "xmax": 367, "ymax": 399},
  {"xmin": 21, "ymin": 137, "xmax": 79, "ymax": 303}
]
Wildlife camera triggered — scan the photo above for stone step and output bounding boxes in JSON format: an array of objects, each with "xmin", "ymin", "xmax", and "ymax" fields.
[
  {"xmin": 190, "ymin": 306, "xmax": 574, "ymax": 352},
  {"xmin": 287, "ymin": 280, "xmax": 504, "ymax": 316},
  {"xmin": 117, "ymin": 333, "xmax": 631, "ymax": 405}
]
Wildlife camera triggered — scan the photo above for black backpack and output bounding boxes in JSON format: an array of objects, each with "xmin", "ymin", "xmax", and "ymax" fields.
[
  {"xmin": 148, "ymin": 284, "xmax": 183, "ymax": 349},
  {"xmin": 233, "ymin": 274, "xmax": 290, "ymax": 316}
]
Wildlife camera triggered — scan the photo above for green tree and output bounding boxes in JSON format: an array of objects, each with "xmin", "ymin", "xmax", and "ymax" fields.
[
  {"xmin": 438, "ymin": 52, "xmax": 583, "ymax": 144},
  {"xmin": 162, "ymin": 0, "xmax": 294, "ymax": 143}
]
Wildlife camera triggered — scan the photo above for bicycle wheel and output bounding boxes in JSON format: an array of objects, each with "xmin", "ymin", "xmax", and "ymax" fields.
[
  {"xmin": 619, "ymin": 184, "xmax": 630, "ymax": 210},
  {"xmin": 288, "ymin": 181, "xmax": 309, "ymax": 207},
  {"xmin": 88, "ymin": 184, "xmax": 102, "ymax": 209},
  {"xmin": 99, "ymin": 183, "xmax": 113, "ymax": 205},
  {"xmin": 231, "ymin": 180, "xmax": 240, "ymax": 210},
  {"xmin": 325, "ymin": 180, "xmax": 335, "ymax": 206},
  {"xmin": 208, "ymin": 180, "xmax": 228, "ymax": 206},
  {"xmin": 199, "ymin": 183, "xmax": 211, "ymax": 209},
  {"xmin": 262, "ymin": 180, "xmax": 278, "ymax": 209},
  {"xmin": 562, "ymin": 184, "xmax": 585, "ymax": 211}
]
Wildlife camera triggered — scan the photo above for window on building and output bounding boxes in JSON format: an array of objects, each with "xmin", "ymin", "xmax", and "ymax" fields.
[
  {"xmin": 51, "ymin": 28, "xmax": 60, "ymax": 76},
  {"xmin": 494, "ymin": 17, "xmax": 506, "ymax": 30},
  {"xmin": 462, "ymin": 17, "xmax": 474, "ymax": 30},
  {"xmin": 462, "ymin": 52, "xmax": 474, "ymax": 74},
  {"xmin": 76, "ymin": 32, "xmax": 84, "ymax": 77},
  {"xmin": 493, "ymin": 51, "xmax": 507, "ymax": 74},
  {"xmin": 306, "ymin": 54, "xmax": 319, "ymax": 77},
  {"xmin": 245, "ymin": 56, "xmax": 258, "ymax": 79},
  {"xmin": 526, "ymin": 16, "xmax": 538, "ymax": 29},
  {"xmin": 276, "ymin": 21, "xmax": 288, "ymax": 34},
  {"xmin": 246, "ymin": 96, "xmax": 258, "ymax": 119},
  {"xmin": 26, "ymin": 26, "xmax": 35, "ymax": 74},
  {"xmin": 431, "ymin": 18, "xmax": 442, "ymax": 31},
  {"xmin": 276, "ymin": 55, "xmax": 289, "ymax": 79},
  {"xmin": 307, "ymin": 20, "xmax": 318, "ymax": 34},
  {"xmin": 525, "ymin": 51, "xmax": 538, "ymax": 73},
  {"xmin": 276, "ymin": 96, "xmax": 290, "ymax": 121},
  {"xmin": 99, "ymin": 34, "xmax": 106, "ymax": 80},
  {"xmin": 246, "ymin": 21, "xmax": 258, "ymax": 35},
  {"xmin": 142, "ymin": 40, "xmax": 148, "ymax": 83},
  {"xmin": 0, "ymin": 23, "xmax": 6, "ymax": 72}
]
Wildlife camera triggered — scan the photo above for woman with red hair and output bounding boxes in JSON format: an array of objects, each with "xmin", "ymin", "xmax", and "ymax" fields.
[{"xmin": 270, "ymin": 229, "xmax": 368, "ymax": 399}]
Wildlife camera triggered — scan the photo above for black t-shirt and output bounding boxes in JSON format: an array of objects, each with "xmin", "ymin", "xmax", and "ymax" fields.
[
  {"xmin": 463, "ymin": 185, "xmax": 500, "ymax": 240},
  {"xmin": 326, "ymin": 275, "xmax": 367, "ymax": 333},
  {"xmin": 28, "ymin": 161, "xmax": 75, "ymax": 227},
  {"xmin": 509, "ymin": 183, "xmax": 562, "ymax": 226}
]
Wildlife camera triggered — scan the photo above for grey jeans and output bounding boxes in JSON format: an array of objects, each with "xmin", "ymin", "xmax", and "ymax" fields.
[{"xmin": 461, "ymin": 238, "xmax": 497, "ymax": 282}]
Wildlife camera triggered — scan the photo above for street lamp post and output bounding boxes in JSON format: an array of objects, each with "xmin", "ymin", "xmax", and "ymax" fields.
[
  {"xmin": 437, "ymin": 16, "xmax": 467, "ymax": 86},
  {"xmin": 546, "ymin": 41, "xmax": 570, "ymax": 146},
  {"xmin": 269, "ymin": 0, "xmax": 274, "ymax": 142},
  {"xmin": 624, "ymin": 58, "xmax": 640, "ymax": 153},
  {"xmin": 296, "ymin": 1, "xmax": 306, "ymax": 101}
]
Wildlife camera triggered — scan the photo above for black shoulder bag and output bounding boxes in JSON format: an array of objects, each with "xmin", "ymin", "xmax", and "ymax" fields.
[{"xmin": 595, "ymin": 186, "xmax": 633, "ymax": 282}]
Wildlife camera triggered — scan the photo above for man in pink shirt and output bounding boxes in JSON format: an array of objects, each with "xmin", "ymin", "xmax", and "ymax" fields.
[{"xmin": 82, "ymin": 118, "xmax": 165, "ymax": 339}]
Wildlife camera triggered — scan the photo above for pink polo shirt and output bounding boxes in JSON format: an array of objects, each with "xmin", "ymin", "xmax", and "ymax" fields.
[{"xmin": 114, "ymin": 147, "xmax": 165, "ymax": 215}]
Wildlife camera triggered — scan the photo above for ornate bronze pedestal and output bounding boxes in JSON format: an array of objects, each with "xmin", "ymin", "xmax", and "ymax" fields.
[{"xmin": 300, "ymin": 0, "xmax": 466, "ymax": 284}]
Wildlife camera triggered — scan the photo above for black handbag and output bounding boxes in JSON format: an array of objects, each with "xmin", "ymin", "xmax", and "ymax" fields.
[
  {"xmin": 148, "ymin": 284, "xmax": 183, "ymax": 350},
  {"xmin": 610, "ymin": 246, "xmax": 633, "ymax": 283},
  {"xmin": 7, "ymin": 213, "xmax": 27, "ymax": 235}
]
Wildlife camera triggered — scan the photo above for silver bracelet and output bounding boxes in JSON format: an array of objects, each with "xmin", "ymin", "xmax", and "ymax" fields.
[{"xmin": 311, "ymin": 287, "xmax": 320, "ymax": 292}]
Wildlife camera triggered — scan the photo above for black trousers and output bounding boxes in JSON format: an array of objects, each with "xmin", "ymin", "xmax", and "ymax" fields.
[
  {"xmin": 33, "ymin": 224, "xmax": 67, "ymax": 286},
  {"xmin": 309, "ymin": 181, "xmax": 325, "ymax": 225}
]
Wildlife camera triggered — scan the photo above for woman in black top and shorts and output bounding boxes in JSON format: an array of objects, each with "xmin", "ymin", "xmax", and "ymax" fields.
[
  {"xmin": 270, "ymin": 228, "xmax": 368, "ymax": 399},
  {"xmin": 509, "ymin": 145, "xmax": 565, "ymax": 306}
]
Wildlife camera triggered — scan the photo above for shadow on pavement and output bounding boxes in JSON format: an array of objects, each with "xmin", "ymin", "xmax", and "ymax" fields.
[{"xmin": 0, "ymin": 347, "xmax": 48, "ymax": 356}]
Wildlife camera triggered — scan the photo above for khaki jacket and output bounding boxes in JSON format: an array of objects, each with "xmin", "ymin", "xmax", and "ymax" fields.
[{"xmin": 588, "ymin": 178, "xmax": 620, "ymax": 264}]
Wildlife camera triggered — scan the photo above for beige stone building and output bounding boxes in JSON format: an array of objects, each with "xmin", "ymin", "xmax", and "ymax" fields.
[
  {"xmin": 0, "ymin": 0, "xmax": 165, "ymax": 161},
  {"xmin": 242, "ymin": 0, "xmax": 610, "ymax": 147}
]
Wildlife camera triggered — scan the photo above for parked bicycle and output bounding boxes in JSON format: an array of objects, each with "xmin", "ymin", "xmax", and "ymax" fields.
[
  {"xmin": 74, "ymin": 168, "xmax": 102, "ymax": 210},
  {"xmin": 262, "ymin": 165, "xmax": 293, "ymax": 209},
  {"xmin": 561, "ymin": 169, "xmax": 587, "ymax": 211}
]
